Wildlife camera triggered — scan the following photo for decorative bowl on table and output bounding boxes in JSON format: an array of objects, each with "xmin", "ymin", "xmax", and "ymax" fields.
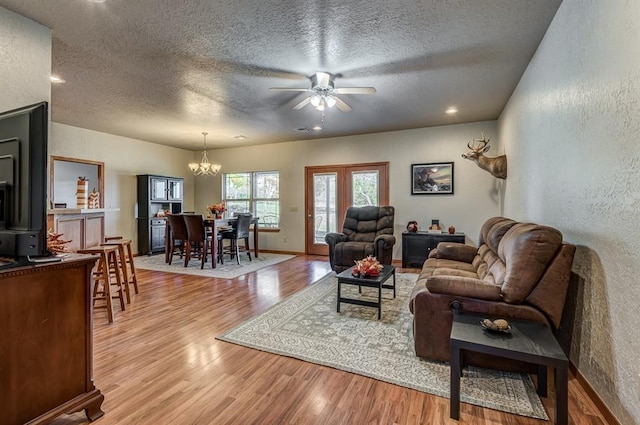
[
  {"xmin": 352, "ymin": 255, "xmax": 384, "ymax": 278},
  {"xmin": 480, "ymin": 318, "xmax": 512, "ymax": 334}
]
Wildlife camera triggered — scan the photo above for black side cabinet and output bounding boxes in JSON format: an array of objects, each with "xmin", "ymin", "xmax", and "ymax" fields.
[
  {"xmin": 137, "ymin": 174, "xmax": 183, "ymax": 255},
  {"xmin": 402, "ymin": 231, "xmax": 465, "ymax": 268}
]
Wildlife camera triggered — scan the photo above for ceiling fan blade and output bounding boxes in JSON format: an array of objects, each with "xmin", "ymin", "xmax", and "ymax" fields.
[
  {"xmin": 333, "ymin": 96, "xmax": 352, "ymax": 112},
  {"xmin": 333, "ymin": 87, "xmax": 377, "ymax": 94},
  {"xmin": 293, "ymin": 96, "xmax": 312, "ymax": 110},
  {"xmin": 270, "ymin": 87, "xmax": 310, "ymax": 92}
]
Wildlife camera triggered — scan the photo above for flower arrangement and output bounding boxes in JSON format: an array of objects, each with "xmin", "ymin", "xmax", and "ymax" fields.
[
  {"xmin": 207, "ymin": 201, "xmax": 226, "ymax": 215},
  {"xmin": 352, "ymin": 255, "xmax": 384, "ymax": 277},
  {"xmin": 47, "ymin": 229, "xmax": 72, "ymax": 254}
]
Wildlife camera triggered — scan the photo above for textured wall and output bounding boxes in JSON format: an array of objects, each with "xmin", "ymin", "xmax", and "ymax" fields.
[
  {"xmin": 0, "ymin": 7, "xmax": 51, "ymax": 115},
  {"xmin": 194, "ymin": 121, "xmax": 502, "ymax": 255},
  {"xmin": 498, "ymin": 0, "xmax": 640, "ymax": 423},
  {"xmin": 50, "ymin": 123, "xmax": 196, "ymax": 253}
]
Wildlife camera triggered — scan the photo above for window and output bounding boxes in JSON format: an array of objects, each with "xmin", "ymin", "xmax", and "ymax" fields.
[{"xmin": 223, "ymin": 171, "xmax": 279, "ymax": 228}]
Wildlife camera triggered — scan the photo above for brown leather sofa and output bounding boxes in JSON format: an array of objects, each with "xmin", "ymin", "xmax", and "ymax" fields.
[
  {"xmin": 325, "ymin": 206, "xmax": 396, "ymax": 273},
  {"xmin": 409, "ymin": 217, "xmax": 576, "ymax": 368}
]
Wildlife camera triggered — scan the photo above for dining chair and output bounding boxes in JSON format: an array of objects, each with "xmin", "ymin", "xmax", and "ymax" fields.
[
  {"xmin": 221, "ymin": 213, "xmax": 253, "ymax": 265},
  {"xmin": 166, "ymin": 214, "xmax": 188, "ymax": 265},
  {"xmin": 183, "ymin": 214, "xmax": 211, "ymax": 269}
]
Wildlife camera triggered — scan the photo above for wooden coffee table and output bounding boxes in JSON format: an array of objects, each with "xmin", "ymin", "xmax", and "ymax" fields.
[
  {"xmin": 449, "ymin": 312, "xmax": 568, "ymax": 425},
  {"xmin": 336, "ymin": 264, "xmax": 396, "ymax": 320}
]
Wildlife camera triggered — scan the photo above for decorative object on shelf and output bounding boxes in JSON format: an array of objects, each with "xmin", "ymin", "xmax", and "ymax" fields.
[
  {"xmin": 76, "ymin": 176, "xmax": 89, "ymax": 208},
  {"xmin": 411, "ymin": 162, "xmax": 454, "ymax": 195},
  {"xmin": 88, "ymin": 188, "xmax": 100, "ymax": 209},
  {"xmin": 428, "ymin": 219, "xmax": 442, "ymax": 234},
  {"xmin": 46, "ymin": 229, "xmax": 72, "ymax": 254},
  {"xmin": 406, "ymin": 220, "xmax": 418, "ymax": 232},
  {"xmin": 207, "ymin": 201, "xmax": 226, "ymax": 219},
  {"xmin": 448, "ymin": 225, "xmax": 456, "ymax": 234},
  {"xmin": 156, "ymin": 209, "xmax": 165, "ymax": 217},
  {"xmin": 189, "ymin": 132, "xmax": 221, "ymax": 177},
  {"xmin": 351, "ymin": 255, "xmax": 383, "ymax": 278},
  {"xmin": 481, "ymin": 318, "xmax": 512, "ymax": 334},
  {"xmin": 461, "ymin": 133, "xmax": 507, "ymax": 179}
]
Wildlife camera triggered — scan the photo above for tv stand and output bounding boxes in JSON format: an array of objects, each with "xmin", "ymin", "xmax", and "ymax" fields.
[{"xmin": 0, "ymin": 256, "xmax": 104, "ymax": 424}]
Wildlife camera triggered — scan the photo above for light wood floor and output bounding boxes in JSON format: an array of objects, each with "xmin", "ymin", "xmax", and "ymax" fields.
[{"xmin": 51, "ymin": 255, "xmax": 609, "ymax": 425}]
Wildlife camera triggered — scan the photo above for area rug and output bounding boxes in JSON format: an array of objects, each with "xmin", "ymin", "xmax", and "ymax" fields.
[
  {"xmin": 217, "ymin": 272, "xmax": 549, "ymax": 419},
  {"xmin": 134, "ymin": 253, "xmax": 295, "ymax": 279}
]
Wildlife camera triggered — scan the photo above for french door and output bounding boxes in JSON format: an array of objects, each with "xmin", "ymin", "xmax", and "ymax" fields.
[{"xmin": 305, "ymin": 162, "xmax": 389, "ymax": 256}]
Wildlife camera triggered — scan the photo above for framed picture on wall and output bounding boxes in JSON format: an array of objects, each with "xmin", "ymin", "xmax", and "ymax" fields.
[{"xmin": 411, "ymin": 162, "xmax": 454, "ymax": 195}]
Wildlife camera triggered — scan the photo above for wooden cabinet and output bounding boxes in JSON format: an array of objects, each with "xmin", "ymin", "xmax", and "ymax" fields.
[
  {"xmin": 137, "ymin": 175, "xmax": 183, "ymax": 255},
  {"xmin": 50, "ymin": 212, "xmax": 105, "ymax": 251},
  {"xmin": 0, "ymin": 257, "xmax": 104, "ymax": 425},
  {"xmin": 402, "ymin": 231, "xmax": 466, "ymax": 268}
]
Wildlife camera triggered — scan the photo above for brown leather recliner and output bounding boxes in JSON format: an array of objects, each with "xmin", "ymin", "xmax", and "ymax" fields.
[
  {"xmin": 409, "ymin": 217, "xmax": 576, "ymax": 368},
  {"xmin": 325, "ymin": 206, "xmax": 396, "ymax": 273}
]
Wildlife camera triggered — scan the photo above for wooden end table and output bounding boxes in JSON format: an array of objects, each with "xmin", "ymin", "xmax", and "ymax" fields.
[
  {"xmin": 449, "ymin": 312, "xmax": 568, "ymax": 425},
  {"xmin": 336, "ymin": 264, "xmax": 396, "ymax": 320}
]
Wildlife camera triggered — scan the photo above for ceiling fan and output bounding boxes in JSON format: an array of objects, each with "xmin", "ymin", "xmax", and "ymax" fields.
[{"xmin": 269, "ymin": 71, "xmax": 376, "ymax": 112}]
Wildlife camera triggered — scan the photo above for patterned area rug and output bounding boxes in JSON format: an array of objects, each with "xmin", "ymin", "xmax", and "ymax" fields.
[
  {"xmin": 218, "ymin": 272, "xmax": 549, "ymax": 419},
  {"xmin": 134, "ymin": 252, "xmax": 295, "ymax": 279}
]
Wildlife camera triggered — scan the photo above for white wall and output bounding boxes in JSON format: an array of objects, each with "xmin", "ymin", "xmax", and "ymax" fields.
[
  {"xmin": 194, "ymin": 121, "xmax": 501, "ymax": 257},
  {"xmin": 0, "ymin": 7, "xmax": 51, "ymax": 112},
  {"xmin": 50, "ymin": 123, "xmax": 196, "ymax": 253},
  {"xmin": 498, "ymin": 0, "xmax": 640, "ymax": 423}
]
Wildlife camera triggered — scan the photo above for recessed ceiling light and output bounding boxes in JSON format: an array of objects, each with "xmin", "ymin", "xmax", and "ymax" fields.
[
  {"xmin": 87, "ymin": 0, "xmax": 106, "ymax": 3},
  {"xmin": 234, "ymin": 135, "xmax": 247, "ymax": 140},
  {"xmin": 50, "ymin": 76, "xmax": 65, "ymax": 84},
  {"xmin": 312, "ymin": 126, "xmax": 322, "ymax": 131},
  {"xmin": 446, "ymin": 107, "xmax": 458, "ymax": 114}
]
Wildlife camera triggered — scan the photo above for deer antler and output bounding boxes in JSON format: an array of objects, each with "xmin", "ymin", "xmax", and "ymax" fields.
[{"xmin": 468, "ymin": 138, "xmax": 489, "ymax": 151}]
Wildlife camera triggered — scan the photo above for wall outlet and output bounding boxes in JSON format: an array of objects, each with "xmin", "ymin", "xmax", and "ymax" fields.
[{"xmin": 283, "ymin": 236, "xmax": 287, "ymax": 243}]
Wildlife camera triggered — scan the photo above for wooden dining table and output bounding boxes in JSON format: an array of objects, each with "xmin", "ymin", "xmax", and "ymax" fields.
[{"xmin": 164, "ymin": 216, "xmax": 260, "ymax": 268}]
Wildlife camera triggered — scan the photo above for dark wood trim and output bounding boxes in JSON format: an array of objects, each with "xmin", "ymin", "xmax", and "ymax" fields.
[{"xmin": 569, "ymin": 362, "xmax": 620, "ymax": 425}]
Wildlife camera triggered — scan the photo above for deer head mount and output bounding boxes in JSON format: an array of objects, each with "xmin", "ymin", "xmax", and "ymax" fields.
[{"xmin": 461, "ymin": 134, "xmax": 507, "ymax": 179}]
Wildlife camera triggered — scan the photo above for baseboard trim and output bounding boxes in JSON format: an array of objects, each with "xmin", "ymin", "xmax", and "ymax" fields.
[
  {"xmin": 570, "ymin": 362, "xmax": 619, "ymax": 425},
  {"xmin": 260, "ymin": 249, "xmax": 305, "ymax": 256}
]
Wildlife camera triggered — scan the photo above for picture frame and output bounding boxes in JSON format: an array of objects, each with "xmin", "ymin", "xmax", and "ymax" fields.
[{"xmin": 411, "ymin": 162, "xmax": 454, "ymax": 195}]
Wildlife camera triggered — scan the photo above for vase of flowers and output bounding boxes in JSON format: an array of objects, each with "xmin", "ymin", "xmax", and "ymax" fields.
[
  {"xmin": 207, "ymin": 202, "xmax": 226, "ymax": 219},
  {"xmin": 352, "ymin": 255, "xmax": 384, "ymax": 278}
]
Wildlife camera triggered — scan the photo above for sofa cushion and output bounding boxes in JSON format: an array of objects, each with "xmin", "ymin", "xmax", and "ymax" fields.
[
  {"xmin": 499, "ymin": 223, "xmax": 563, "ymax": 303},
  {"xmin": 426, "ymin": 276, "xmax": 502, "ymax": 300}
]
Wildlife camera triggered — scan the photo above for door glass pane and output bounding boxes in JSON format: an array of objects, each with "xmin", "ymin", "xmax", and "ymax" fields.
[
  {"xmin": 351, "ymin": 171, "xmax": 379, "ymax": 206},
  {"xmin": 313, "ymin": 173, "xmax": 337, "ymax": 244}
]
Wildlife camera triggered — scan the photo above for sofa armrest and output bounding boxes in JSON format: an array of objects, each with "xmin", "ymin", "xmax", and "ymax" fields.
[
  {"xmin": 426, "ymin": 275, "xmax": 502, "ymax": 301},
  {"xmin": 374, "ymin": 234, "xmax": 396, "ymax": 250},
  {"xmin": 430, "ymin": 243, "xmax": 477, "ymax": 263},
  {"xmin": 325, "ymin": 232, "xmax": 347, "ymax": 247}
]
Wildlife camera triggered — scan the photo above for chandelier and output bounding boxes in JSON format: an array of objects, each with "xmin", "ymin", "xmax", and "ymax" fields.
[{"xmin": 188, "ymin": 132, "xmax": 221, "ymax": 176}]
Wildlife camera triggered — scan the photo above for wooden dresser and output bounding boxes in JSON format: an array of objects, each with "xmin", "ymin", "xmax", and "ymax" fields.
[{"xmin": 0, "ymin": 256, "xmax": 104, "ymax": 425}]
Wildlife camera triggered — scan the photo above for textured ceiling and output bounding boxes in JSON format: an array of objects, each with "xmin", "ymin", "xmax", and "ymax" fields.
[{"xmin": 0, "ymin": 0, "xmax": 562, "ymax": 151}]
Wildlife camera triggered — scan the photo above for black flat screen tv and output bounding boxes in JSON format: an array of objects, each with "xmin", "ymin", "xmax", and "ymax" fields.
[{"xmin": 0, "ymin": 101, "xmax": 49, "ymax": 264}]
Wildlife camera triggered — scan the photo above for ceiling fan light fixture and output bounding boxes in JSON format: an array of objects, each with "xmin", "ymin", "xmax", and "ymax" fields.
[
  {"xmin": 310, "ymin": 95, "xmax": 322, "ymax": 107},
  {"xmin": 325, "ymin": 95, "xmax": 336, "ymax": 108}
]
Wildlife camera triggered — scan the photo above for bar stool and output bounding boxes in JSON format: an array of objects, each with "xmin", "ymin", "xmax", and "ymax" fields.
[
  {"xmin": 78, "ymin": 245, "xmax": 126, "ymax": 323},
  {"xmin": 102, "ymin": 239, "xmax": 139, "ymax": 302}
]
